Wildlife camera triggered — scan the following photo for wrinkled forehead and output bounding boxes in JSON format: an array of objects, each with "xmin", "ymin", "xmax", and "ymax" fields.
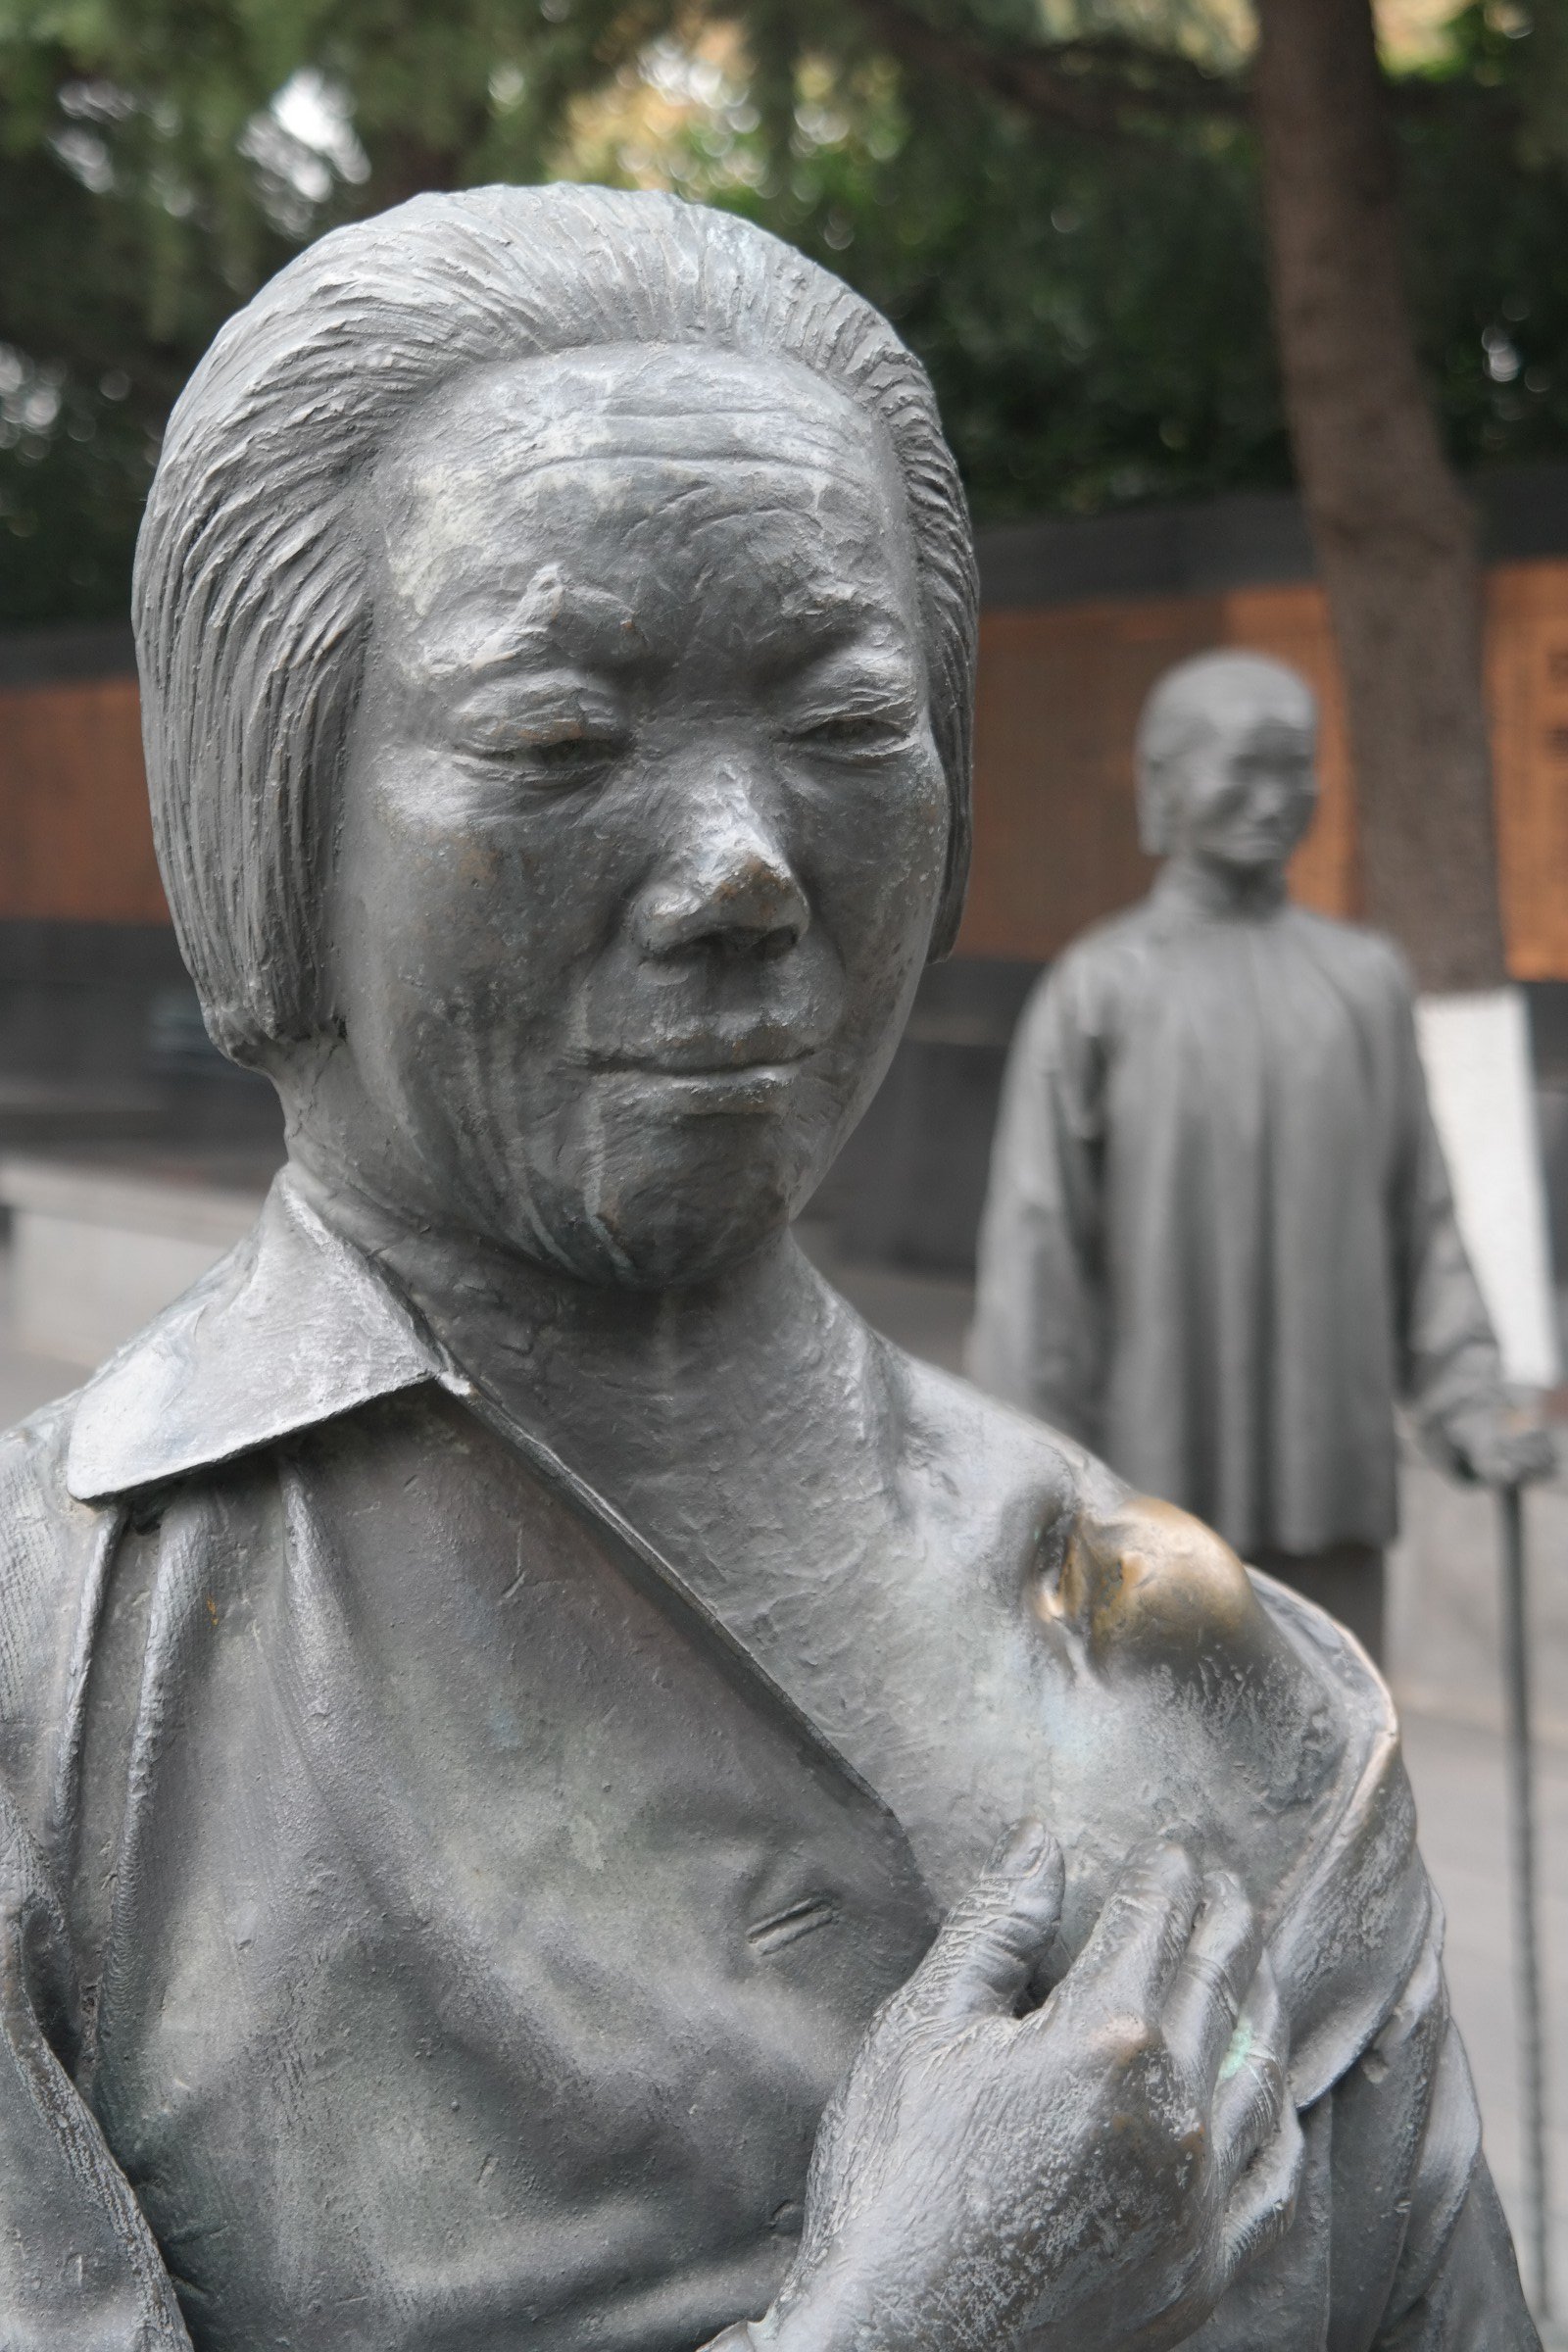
[
  {"xmin": 365, "ymin": 342, "xmax": 919, "ymax": 665},
  {"xmin": 370, "ymin": 343, "xmax": 906, "ymax": 563},
  {"xmin": 394, "ymin": 340, "xmax": 894, "ymax": 473}
]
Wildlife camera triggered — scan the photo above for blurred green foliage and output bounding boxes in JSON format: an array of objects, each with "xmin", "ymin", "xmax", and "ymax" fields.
[{"xmin": 0, "ymin": 0, "xmax": 1564, "ymax": 624}]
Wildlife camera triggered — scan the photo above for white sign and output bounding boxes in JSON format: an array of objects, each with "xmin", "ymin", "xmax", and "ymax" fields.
[{"xmin": 1415, "ymin": 987, "xmax": 1561, "ymax": 1391}]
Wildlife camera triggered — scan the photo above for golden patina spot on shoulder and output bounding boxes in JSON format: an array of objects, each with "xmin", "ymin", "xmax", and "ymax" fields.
[{"xmin": 1040, "ymin": 1493, "xmax": 1261, "ymax": 1668}]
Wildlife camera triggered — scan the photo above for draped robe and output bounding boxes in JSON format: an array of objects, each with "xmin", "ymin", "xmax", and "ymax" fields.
[
  {"xmin": 0, "ymin": 1176, "xmax": 1535, "ymax": 2346},
  {"xmin": 969, "ymin": 880, "xmax": 1505, "ymax": 1558}
]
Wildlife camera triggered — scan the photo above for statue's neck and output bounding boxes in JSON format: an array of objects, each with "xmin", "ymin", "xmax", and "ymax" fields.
[
  {"xmin": 287, "ymin": 1155, "xmax": 861, "ymax": 1534},
  {"xmin": 1154, "ymin": 854, "xmax": 1289, "ymax": 921}
]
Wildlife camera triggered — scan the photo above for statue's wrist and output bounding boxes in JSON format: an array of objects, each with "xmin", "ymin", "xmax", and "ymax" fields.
[
  {"xmin": 700, "ymin": 2318, "xmax": 848, "ymax": 2352},
  {"xmin": 694, "ymin": 2260, "xmax": 885, "ymax": 2352},
  {"xmin": 747, "ymin": 2267, "xmax": 892, "ymax": 2352}
]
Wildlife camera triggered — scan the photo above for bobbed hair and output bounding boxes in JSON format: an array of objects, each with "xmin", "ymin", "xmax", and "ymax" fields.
[
  {"xmin": 1134, "ymin": 649, "xmax": 1317, "ymax": 857},
  {"xmin": 134, "ymin": 184, "xmax": 979, "ymax": 1064}
]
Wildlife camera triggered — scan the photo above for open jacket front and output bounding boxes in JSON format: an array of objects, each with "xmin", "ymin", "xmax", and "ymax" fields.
[{"xmin": 0, "ymin": 1177, "xmax": 1536, "ymax": 2348}]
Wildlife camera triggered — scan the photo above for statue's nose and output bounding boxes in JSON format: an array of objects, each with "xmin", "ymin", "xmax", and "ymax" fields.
[{"xmin": 633, "ymin": 779, "xmax": 809, "ymax": 961}]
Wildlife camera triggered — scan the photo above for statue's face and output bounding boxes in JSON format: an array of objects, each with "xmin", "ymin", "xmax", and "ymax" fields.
[
  {"xmin": 1159, "ymin": 688, "xmax": 1317, "ymax": 875},
  {"xmin": 328, "ymin": 345, "xmax": 949, "ymax": 1287}
]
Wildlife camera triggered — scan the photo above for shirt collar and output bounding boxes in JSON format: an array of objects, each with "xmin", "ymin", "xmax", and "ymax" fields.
[
  {"xmin": 66, "ymin": 1169, "xmax": 471, "ymax": 1503},
  {"xmin": 62, "ymin": 1170, "xmax": 913, "ymax": 1842}
]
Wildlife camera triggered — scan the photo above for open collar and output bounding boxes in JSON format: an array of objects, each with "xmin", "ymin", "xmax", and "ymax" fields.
[
  {"xmin": 62, "ymin": 1166, "xmax": 915, "ymax": 1844},
  {"xmin": 66, "ymin": 1170, "xmax": 470, "ymax": 1503}
]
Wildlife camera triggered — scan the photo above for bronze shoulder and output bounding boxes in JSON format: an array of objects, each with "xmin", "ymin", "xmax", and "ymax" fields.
[{"xmin": 1045, "ymin": 1492, "xmax": 1263, "ymax": 1670}]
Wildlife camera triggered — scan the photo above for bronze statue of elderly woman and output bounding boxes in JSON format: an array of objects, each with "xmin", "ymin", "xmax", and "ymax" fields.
[{"xmin": 0, "ymin": 187, "xmax": 1535, "ymax": 2348}]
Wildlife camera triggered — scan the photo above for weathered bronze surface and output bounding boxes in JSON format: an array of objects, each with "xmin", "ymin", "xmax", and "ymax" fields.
[{"xmin": 0, "ymin": 191, "xmax": 1536, "ymax": 2347}]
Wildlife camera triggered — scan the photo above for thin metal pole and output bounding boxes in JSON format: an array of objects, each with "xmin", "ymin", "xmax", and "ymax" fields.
[{"xmin": 1500, "ymin": 1479, "xmax": 1552, "ymax": 2321}]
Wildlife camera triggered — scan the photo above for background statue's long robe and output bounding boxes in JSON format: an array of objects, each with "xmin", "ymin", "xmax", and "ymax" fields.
[{"xmin": 970, "ymin": 878, "xmax": 1506, "ymax": 1558}]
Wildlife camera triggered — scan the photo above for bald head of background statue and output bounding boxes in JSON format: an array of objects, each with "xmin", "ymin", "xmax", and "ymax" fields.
[
  {"xmin": 134, "ymin": 184, "xmax": 976, "ymax": 1290},
  {"xmin": 1135, "ymin": 650, "xmax": 1319, "ymax": 894}
]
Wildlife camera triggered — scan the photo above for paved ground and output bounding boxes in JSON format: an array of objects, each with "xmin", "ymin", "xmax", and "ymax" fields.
[{"xmin": 3, "ymin": 1227, "xmax": 1565, "ymax": 2330}]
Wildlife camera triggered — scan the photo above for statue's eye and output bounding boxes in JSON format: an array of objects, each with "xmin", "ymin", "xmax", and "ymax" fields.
[
  {"xmin": 519, "ymin": 731, "xmax": 621, "ymax": 777},
  {"xmin": 466, "ymin": 719, "xmax": 625, "ymax": 787},
  {"xmin": 792, "ymin": 710, "xmax": 904, "ymax": 757}
]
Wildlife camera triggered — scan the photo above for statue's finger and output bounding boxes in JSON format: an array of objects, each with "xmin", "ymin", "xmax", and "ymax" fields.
[
  {"xmin": 1161, "ymin": 1870, "xmax": 1262, "ymax": 2090},
  {"xmin": 1218, "ymin": 2096, "xmax": 1305, "ymax": 2287},
  {"xmin": 1055, "ymin": 1838, "xmax": 1201, "ymax": 2021},
  {"xmin": 902, "ymin": 1819, "xmax": 1065, "ymax": 2023},
  {"xmin": 1210, "ymin": 1957, "xmax": 1290, "ymax": 2195}
]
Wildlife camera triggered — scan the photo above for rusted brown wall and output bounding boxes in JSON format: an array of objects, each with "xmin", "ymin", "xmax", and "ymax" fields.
[
  {"xmin": 958, "ymin": 558, "xmax": 1567, "ymax": 976},
  {"xmin": 961, "ymin": 580, "xmax": 1354, "ymax": 958},
  {"xmin": 1, "ymin": 562, "xmax": 1564, "ymax": 973},
  {"xmin": 0, "ymin": 676, "xmax": 166, "ymax": 923}
]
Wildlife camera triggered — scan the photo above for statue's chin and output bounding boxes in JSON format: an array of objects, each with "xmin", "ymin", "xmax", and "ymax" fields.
[
  {"xmin": 488, "ymin": 1156, "xmax": 809, "ymax": 1296},
  {"xmin": 359, "ymin": 1067, "xmax": 850, "ymax": 1292},
  {"xmin": 511, "ymin": 1207, "xmax": 789, "ymax": 1295}
]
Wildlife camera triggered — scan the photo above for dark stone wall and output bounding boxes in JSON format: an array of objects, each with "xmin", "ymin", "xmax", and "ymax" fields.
[
  {"xmin": 811, "ymin": 957, "xmax": 1039, "ymax": 1273},
  {"xmin": 0, "ymin": 920, "xmax": 185, "ymax": 1084},
  {"xmin": 0, "ymin": 918, "xmax": 281, "ymax": 1161},
  {"xmin": 974, "ymin": 465, "xmax": 1568, "ymax": 611}
]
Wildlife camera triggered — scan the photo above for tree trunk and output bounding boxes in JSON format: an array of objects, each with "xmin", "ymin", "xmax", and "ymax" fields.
[{"xmin": 1251, "ymin": 0, "xmax": 1507, "ymax": 992}]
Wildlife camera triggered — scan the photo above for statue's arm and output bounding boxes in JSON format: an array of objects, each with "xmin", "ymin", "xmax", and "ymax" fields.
[
  {"xmin": 0, "ymin": 1782, "xmax": 193, "ymax": 2348},
  {"xmin": 968, "ymin": 957, "xmax": 1109, "ymax": 1443},
  {"xmin": 1368, "ymin": 2018, "xmax": 1538, "ymax": 2347},
  {"xmin": 0, "ymin": 1415, "xmax": 193, "ymax": 2348},
  {"xmin": 1381, "ymin": 2155, "xmax": 1541, "ymax": 2348},
  {"xmin": 1323, "ymin": 1910, "xmax": 1539, "ymax": 2348},
  {"xmin": 1381, "ymin": 961, "xmax": 1552, "ymax": 1484},
  {"xmin": 1394, "ymin": 1079, "xmax": 1555, "ymax": 1484},
  {"xmin": 1048, "ymin": 1504, "xmax": 1540, "ymax": 2344},
  {"xmin": 1391, "ymin": 1073, "xmax": 1506, "ymax": 1454}
]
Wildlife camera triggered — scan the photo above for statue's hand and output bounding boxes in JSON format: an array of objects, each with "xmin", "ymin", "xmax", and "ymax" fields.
[
  {"xmin": 1444, "ymin": 1402, "xmax": 1557, "ymax": 1490},
  {"xmin": 760, "ymin": 1826, "xmax": 1302, "ymax": 2352}
]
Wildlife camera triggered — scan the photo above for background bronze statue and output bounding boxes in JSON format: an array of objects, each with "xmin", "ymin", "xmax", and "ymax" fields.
[
  {"xmin": 0, "ymin": 189, "xmax": 1537, "ymax": 2347},
  {"xmin": 969, "ymin": 649, "xmax": 1554, "ymax": 1664}
]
